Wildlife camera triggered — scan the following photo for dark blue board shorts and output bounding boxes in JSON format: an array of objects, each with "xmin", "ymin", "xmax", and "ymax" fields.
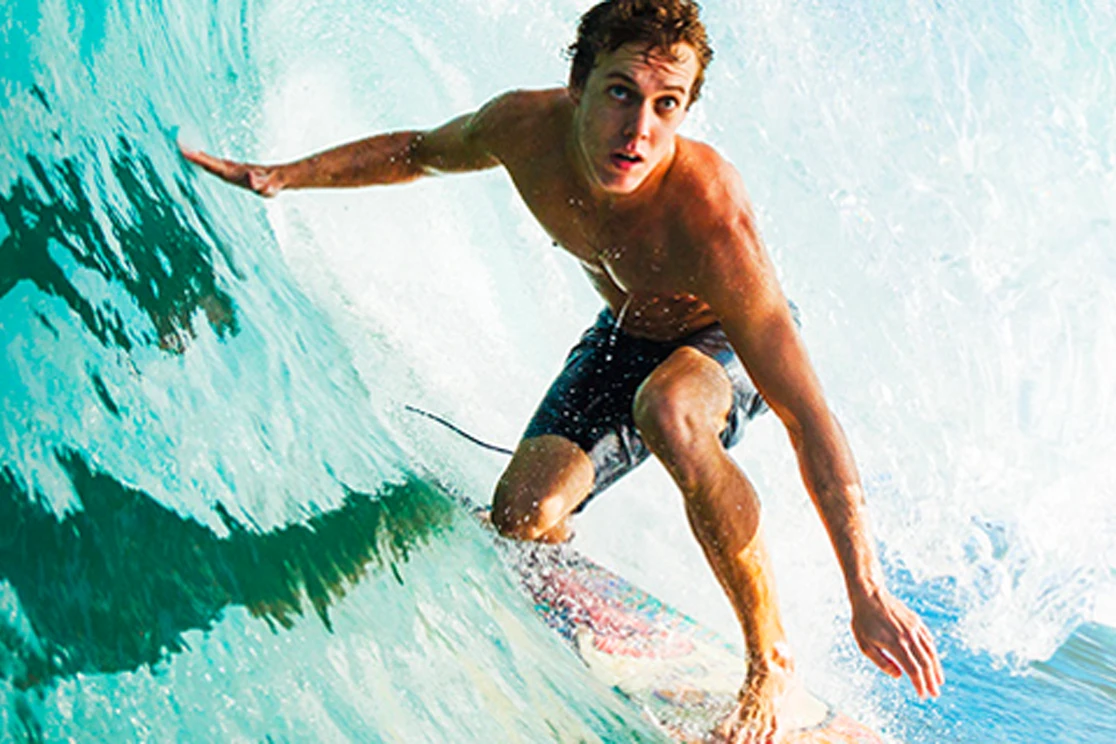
[{"xmin": 523, "ymin": 307, "xmax": 790, "ymax": 508}]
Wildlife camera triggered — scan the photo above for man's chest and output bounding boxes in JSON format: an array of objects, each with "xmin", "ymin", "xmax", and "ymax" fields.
[{"xmin": 509, "ymin": 172, "xmax": 690, "ymax": 295}]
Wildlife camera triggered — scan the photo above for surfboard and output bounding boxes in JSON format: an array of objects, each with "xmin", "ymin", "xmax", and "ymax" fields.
[{"xmin": 492, "ymin": 531, "xmax": 885, "ymax": 743}]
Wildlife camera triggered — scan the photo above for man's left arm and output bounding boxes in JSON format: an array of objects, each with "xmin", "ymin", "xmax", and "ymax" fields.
[{"xmin": 689, "ymin": 170, "xmax": 944, "ymax": 698}]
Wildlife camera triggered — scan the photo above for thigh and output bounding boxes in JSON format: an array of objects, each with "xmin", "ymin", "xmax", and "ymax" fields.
[{"xmin": 521, "ymin": 311, "xmax": 669, "ymax": 498}]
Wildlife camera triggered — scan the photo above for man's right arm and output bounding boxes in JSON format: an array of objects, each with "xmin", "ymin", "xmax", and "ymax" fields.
[
  {"xmin": 180, "ymin": 93, "xmax": 514, "ymax": 196},
  {"xmin": 686, "ymin": 154, "xmax": 944, "ymax": 699}
]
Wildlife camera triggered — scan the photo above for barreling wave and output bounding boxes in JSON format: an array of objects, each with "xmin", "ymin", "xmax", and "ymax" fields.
[{"xmin": 3, "ymin": 0, "xmax": 1115, "ymax": 741}]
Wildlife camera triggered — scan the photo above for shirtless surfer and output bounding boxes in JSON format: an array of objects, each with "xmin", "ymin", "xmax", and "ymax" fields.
[{"xmin": 182, "ymin": 1, "xmax": 944, "ymax": 740}]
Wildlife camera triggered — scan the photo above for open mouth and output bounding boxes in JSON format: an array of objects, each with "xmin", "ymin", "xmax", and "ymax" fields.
[{"xmin": 610, "ymin": 152, "xmax": 644, "ymax": 170}]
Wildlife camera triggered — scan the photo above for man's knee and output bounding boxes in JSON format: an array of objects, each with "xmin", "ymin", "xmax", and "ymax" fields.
[
  {"xmin": 633, "ymin": 362, "xmax": 727, "ymax": 454},
  {"xmin": 491, "ymin": 476, "xmax": 547, "ymax": 541},
  {"xmin": 633, "ymin": 349, "xmax": 735, "ymax": 493},
  {"xmin": 633, "ymin": 387, "xmax": 703, "ymax": 453},
  {"xmin": 491, "ymin": 474, "xmax": 583, "ymax": 543},
  {"xmin": 491, "ymin": 436, "xmax": 594, "ymax": 541}
]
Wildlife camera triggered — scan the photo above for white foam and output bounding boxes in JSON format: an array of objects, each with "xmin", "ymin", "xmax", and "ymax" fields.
[{"xmin": 254, "ymin": 0, "xmax": 1116, "ymax": 678}]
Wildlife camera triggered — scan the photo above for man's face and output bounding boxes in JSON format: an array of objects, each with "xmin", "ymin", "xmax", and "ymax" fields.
[{"xmin": 570, "ymin": 42, "xmax": 699, "ymax": 197}]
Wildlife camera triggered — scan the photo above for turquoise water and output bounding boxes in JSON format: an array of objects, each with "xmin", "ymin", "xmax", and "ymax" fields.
[{"xmin": 2, "ymin": 0, "xmax": 1114, "ymax": 741}]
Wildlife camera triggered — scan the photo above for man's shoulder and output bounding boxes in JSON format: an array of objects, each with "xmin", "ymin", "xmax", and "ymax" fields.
[
  {"xmin": 665, "ymin": 142, "xmax": 769, "ymax": 299},
  {"xmin": 672, "ymin": 139, "xmax": 746, "ymax": 202},
  {"xmin": 482, "ymin": 88, "xmax": 570, "ymax": 115},
  {"xmin": 669, "ymin": 139, "xmax": 752, "ymax": 230},
  {"xmin": 472, "ymin": 88, "xmax": 570, "ymax": 153}
]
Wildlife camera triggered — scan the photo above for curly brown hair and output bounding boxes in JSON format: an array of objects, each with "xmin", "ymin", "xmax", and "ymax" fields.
[{"xmin": 567, "ymin": 0, "xmax": 714, "ymax": 107}]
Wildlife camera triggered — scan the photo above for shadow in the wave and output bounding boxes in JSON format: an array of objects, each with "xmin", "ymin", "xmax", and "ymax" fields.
[
  {"xmin": 0, "ymin": 116, "xmax": 240, "ymax": 354},
  {"xmin": 0, "ymin": 451, "xmax": 456, "ymax": 691}
]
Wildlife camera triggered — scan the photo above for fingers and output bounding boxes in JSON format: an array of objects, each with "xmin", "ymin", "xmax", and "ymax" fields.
[
  {"xmin": 178, "ymin": 143, "xmax": 279, "ymax": 196},
  {"xmin": 853, "ymin": 593, "xmax": 945, "ymax": 699},
  {"xmin": 180, "ymin": 146, "xmax": 238, "ymax": 178},
  {"xmin": 892, "ymin": 637, "xmax": 931, "ymax": 698},
  {"xmin": 876, "ymin": 630, "xmax": 943, "ymax": 699},
  {"xmin": 928, "ymin": 626, "xmax": 946, "ymax": 689},
  {"xmin": 902, "ymin": 619, "xmax": 944, "ymax": 698},
  {"xmin": 917, "ymin": 625, "xmax": 945, "ymax": 695}
]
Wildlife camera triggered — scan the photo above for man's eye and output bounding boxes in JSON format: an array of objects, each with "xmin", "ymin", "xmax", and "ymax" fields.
[
  {"xmin": 608, "ymin": 85, "xmax": 631, "ymax": 101},
  {"xmin": 658, "ymin": 97, "xmax": 680, "ymax": 112}
]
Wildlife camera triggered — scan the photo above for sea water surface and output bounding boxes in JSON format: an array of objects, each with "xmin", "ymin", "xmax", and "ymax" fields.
[{"xmin": 2, "ymin": 0, "xmax": 1115, "ymax": 741}]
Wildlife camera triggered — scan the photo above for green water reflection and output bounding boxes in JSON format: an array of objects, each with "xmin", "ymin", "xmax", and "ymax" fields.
[
  {"xmin": 0, "ymin": 132, "xmax": 239, "ymax": 354},
  {"xmin": 0, "ymin": 452, "xmax": 455, "ymax": 691}
]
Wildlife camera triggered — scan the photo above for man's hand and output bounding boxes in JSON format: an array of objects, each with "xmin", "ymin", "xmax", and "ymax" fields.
[
  {"xmin": 851, "ymin": 589, "xmax": 944, "ymax": 698},
  {"xmin": 180, "ymin": 147, "xmax": 285, "ymax": 197}
]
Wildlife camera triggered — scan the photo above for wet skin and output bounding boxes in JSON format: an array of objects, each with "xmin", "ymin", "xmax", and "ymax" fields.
[{"xmin": 183, "ymin": 41, "xmax": 944, "ymax": 743}]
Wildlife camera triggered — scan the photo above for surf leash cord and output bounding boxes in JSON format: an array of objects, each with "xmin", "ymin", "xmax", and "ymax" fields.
[{"xmin": 404, "ymin": 405, "xmax": 515, "ymax": 456}]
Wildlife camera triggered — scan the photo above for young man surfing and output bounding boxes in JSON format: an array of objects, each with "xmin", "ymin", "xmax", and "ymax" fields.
[{"xmin": 183, "ymin": 1, "xmax": 944, "ymax": 740}]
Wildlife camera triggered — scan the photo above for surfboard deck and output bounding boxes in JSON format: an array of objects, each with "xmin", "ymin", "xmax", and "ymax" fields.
[{"xmin": 489, "ymin": 526, "xmax": 885, "ymax": 743}]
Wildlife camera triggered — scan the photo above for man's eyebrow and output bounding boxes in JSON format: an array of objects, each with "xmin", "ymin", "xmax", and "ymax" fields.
[{"xmin": 604, "ymin": 71, "xmax": 688, "ymax": 95}]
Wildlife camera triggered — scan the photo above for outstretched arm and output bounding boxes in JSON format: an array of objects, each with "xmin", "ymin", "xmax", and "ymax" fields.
[
  {"xmin": 181, "ymin": 96, "xmax": 507, "ymax": 196},
  {"xmin": 692, "ymin": 168, "xmax": 945, "ymax": 699}
]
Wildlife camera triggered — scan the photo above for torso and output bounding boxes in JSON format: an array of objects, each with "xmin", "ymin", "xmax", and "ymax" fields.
[{"xmin": 491, "ymin": 90, "xmax": 721, "ymax": 341}]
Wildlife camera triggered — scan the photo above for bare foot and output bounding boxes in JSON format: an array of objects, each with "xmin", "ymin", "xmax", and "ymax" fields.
[{"xmin": 709, "ymin": 649, "xmax": 795, "ymax": 744}]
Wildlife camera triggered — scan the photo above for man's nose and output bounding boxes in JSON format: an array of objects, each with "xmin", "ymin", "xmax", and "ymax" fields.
[{"xmin": 622, "ymin": 102, "xmax": 655, "ymax": 140}]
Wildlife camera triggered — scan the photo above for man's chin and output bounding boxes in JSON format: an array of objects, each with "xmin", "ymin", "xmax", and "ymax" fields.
[{"xmin": 593, "ymin": 171, "xmax": 646, "ymax": 197}]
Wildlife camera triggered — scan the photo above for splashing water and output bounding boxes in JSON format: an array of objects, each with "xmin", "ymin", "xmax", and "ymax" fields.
[{"xmin": 2, "ymin": 0, "xmax": 1115, "ymax": 742}]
